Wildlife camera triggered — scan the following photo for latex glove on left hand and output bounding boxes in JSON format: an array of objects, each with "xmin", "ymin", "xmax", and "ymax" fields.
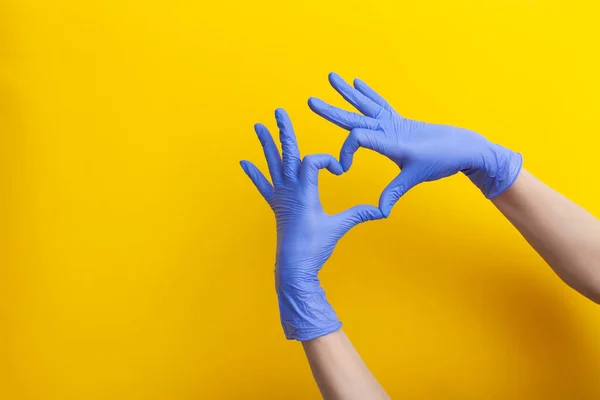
[
  {"xmin": 240, "ymin": 108, "xmax": 384, "ymax": 341},
  {"xmin": 309, "ymin": 73, "xmax": 523, "ymax": 217}
]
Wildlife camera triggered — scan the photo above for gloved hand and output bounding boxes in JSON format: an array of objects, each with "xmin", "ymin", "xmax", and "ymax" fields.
[
  {"xmin": 308, "ymin": 72, "xmax": 523, "ymax": 217},
  {"xmin": 240, "ymin": 108, "xmax": 384, "ymax": 341}
]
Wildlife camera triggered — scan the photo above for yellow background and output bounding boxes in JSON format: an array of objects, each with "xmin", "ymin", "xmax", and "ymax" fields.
[{"xmin": 2, "ymin": 0, "xmax": 600, "ymax": 398}]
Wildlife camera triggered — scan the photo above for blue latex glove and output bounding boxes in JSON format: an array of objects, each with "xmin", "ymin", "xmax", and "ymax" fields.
[
  {"xmin": 240, "ymin": 108, "xmax": 384, "ymax": 341},
  {"xmin": 308, "ymin": 73, "xmax": 523, "ymax": 217}
]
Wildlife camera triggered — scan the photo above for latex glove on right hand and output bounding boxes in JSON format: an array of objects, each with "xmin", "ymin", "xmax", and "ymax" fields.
[{"xmin": 309, "ymin": 73, "xmax": 523, "ymax": 217}]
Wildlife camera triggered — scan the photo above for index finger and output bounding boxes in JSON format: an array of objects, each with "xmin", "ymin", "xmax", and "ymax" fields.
[
  {"xmin": 308, "ymin": 97, "xmax": 381, "ymax": 131},
  {"xmin": 328, "ymin": 72, "xmax": 383, "ymax": 118}
]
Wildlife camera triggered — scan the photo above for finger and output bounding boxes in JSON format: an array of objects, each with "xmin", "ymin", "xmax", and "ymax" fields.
[
  {"xmin": 328, "ymin": 72, "xmax": 383, "ymax": 118},
  {"xmin": 336, "ymin": 204, "xmax": 384, "ymax": 234},
  {"xmin": 353, "ymin": 78, "xmax": 396, "ymax": 113},
  {"xmin": 299, "ymin": 154, "xmax": 344, "ymax": 187},
  {"xmin": 254, "ymin": 123, "xmax": 284, "ymax": 187},
  {"xmin": 339, "ymin": 128, "xmax": 389, "ymax": 172},
  {"xmin": 379, "ymin": 168, "xmax": 420, "ymax": 218},
  {"xmin": 275, "ymin": 108, "xmax": 301, "ymax": 183},
  {"xmin": 240, "ymin": 160, "xmax": 274, "ymax": 202},
  {"xmin": 308, "ymin": 97, "xmax": 380, "ymax": 131}
]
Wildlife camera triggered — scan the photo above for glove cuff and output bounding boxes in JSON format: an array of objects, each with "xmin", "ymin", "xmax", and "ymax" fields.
[
  {"xmin": 276, "ymin": 277, "xmax": 341, "ymax": 341},
  {"xmin": 465, "ymin": 143, "xmax": 523, "ymax": 199}
]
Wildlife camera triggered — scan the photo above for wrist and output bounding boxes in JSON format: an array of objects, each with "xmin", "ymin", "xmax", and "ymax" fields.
[
  {"xmin": 464, "ymin": 142, "xmax": 523, "ymax": 199},
  {"xmin": 490, "ymin": 167, "xmax": 528, "ymax": 206},
  {"xmin": 275, "ymin": 272, "xmax": 341, "ymax": 341}
]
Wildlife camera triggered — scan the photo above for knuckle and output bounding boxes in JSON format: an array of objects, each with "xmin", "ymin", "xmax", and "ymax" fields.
[
  {"xmin": 374, "ymin": 107, "xmax": 387, "ymax": 119},
  {"xmin": 345, "ymin": 131, "xmax": 360, "ymax": 149},
  {"xmin": 301, "ymin": 154, "xmax": 316, "ymax": 167}
]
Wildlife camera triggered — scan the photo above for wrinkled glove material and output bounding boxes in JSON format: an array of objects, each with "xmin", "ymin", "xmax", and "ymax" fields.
[
  {"xmin": 241, "ymin": 108, "xmax": 382, "ymax": 341},
  {"xmin": 308, "ymin": 72, "xmax": 523, "ymax": 217}
]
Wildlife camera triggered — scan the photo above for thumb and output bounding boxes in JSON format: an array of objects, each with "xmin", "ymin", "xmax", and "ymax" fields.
[
  {"xmin": 339, "ymin": 128, "xmax": 385, "ymax": 172},
  {"xmin": 337, "ymin": 204, "xmax": 384, "ymax": 234},
  {"xmin": 379, "ymin": 168, "xmax": 420, "ymax": 218}
]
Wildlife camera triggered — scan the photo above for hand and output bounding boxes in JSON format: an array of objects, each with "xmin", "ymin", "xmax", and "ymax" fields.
[
  {"xmin": 308, "ymin": 72, "xmax": 523, "ymax": 217},
  {"xmin": 240, "ymin": 108, "xmax": 384, "ymax": 341}
]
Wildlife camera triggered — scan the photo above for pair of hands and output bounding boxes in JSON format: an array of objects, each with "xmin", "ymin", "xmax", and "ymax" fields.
[{"xmin": 241, "ymin": 73, "xmax": 522, "ymax": 341}]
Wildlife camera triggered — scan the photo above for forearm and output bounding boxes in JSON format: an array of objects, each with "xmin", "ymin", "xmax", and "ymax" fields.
[
  {"xmin": 244, "ymin": 107, "xmax": 387, "ymax": 399},
  {"xmin": 302, "ymin": 329, "xmax": 390, "ymax": 400},
  {"xmin": 492, "ymin": 169, "xmax": 600, "ymax": 303},
  {"xmin": 278, "ymin": 280, "xmax": 389, "ymax": 398}
]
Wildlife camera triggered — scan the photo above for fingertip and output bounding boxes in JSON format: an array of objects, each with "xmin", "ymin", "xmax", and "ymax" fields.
[
  {"xmin": 328, "ymin": 71, "xmax": 342, "ymax": 85},
  {"xmin": 331, "ymin": 161, "xmax": 344, "ymax": 175},
  {"xmin": 381, "ymin": 206, "xmax": 391, "ymax": 218},
  {"xmin": 340, "ymin": 157, "xmax": 352, "ymax": 172},
  {"xmin": 239, "ymin": 160, "xmax": 249, "ymax": 173},
  {"xmin": 308, "ymin": 97, "xmax": 326, "ymax": 113},
  {"xmin": 254, "ymin": 124, "xmax": 268, "ymax": 145},
  {"xmin": 378, "ymin": 199, "xmax": 392, "ymax": 218},
  {"xmin": 362, "ymin": 205, "xmax": 384, "ymax": 221},
  {"xmin": 353, "ymin": 77, "xmax": 363, "ymax": 87},
  {"xmin": 274, "ymin": 108, "xmax": 287, "ymax": 120},
  {"xmin": 254, "ymin": 123, "xmax": 267, "ymax": 134},
  {"xmin": 339, "ymin": 149, "xmax": 353, "ymax": 172},
  {"xmin": 372, "ymin": 208, "xmax": 385, "ymax": 221}
]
